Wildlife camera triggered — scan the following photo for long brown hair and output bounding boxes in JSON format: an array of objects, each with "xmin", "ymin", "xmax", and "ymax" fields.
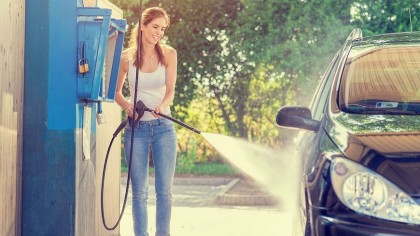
[{"xmin": 128, "ymin": 7, "xmax": 170, "ymax": 68}]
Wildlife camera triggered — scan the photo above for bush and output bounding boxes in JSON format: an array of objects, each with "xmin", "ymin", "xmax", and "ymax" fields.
[{"xmin": 176, "ymin": 138, "xmax": 197, "ymax": 173}]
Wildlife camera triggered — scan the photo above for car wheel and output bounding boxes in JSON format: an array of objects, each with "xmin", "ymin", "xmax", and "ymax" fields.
[
  {"xmin": 304, "ymin": 191, "xmax": 312, "ymax": 236},
  {"xmin": 304, "ymin": 219, "xmax": 311, "ymax": 236}
]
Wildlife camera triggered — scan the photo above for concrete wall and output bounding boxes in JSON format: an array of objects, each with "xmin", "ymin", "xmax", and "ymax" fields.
[
  {"xmin": 0, "ymin": 0, "xmax": 25, "ymax": 235},
  {"xmin": 0, "ymin": 0, "xmax": 124, "ymax": 235}
]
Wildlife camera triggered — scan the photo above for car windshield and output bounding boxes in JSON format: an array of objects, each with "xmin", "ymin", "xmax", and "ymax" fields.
[{"xmin": 339, "ymin": 45, "xmax": 420, "ymax": 115}]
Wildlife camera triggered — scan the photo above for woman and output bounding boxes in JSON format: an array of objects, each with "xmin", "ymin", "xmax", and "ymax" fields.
[{"xmin": 115, "ymin": 7, "xmax": 177, "ymax": 236}]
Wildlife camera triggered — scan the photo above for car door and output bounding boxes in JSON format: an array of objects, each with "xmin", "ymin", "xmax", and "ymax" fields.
[{"xmin": 293, "ymin": 52, "xmax": 340, "ymax": 236}]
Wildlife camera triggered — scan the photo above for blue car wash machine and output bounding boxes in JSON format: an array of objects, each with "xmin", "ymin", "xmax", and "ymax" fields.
[{"xmin": 23, "ymin": 0, "xmax": 126, "ymax": 235}]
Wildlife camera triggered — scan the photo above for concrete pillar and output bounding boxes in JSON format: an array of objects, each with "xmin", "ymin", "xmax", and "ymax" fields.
[{"xmin": 23, "ymin": 0, "xmax": 122, "ymax": 235}]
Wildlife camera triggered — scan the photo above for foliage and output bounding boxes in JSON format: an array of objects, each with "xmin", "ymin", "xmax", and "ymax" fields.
[
  {"xmin": 244, "ymin": 65, "xmax": 288, "ymax": 146},
  {"xmin": 144, "ymin": 163, "xmax": 238, "ymax": 176},
  {"xmin": 176, "ymin": 152, "xmax": 195, "ymax": 174},
  {"xmin": 187, "ymin": 162, "xmax": 238, "ymax": 176},
  {"xmin": 176, "ymin": 137, "xmax": 197, "ymax": 173},
  {"xmin": 350, "ymin": 0, "xmax": 420, "ymax": 35},
  {"xmin": 175, "ymin": 98, "xmax": 226, "ymax": 163},
  {"xmin": 110, "ymin": 0, "xmax": 418, "ymax": 163},
  {"xmin": 235, "ymin": 0, "xmax": 354, "ymax": 104},
  {"xmin": 151, "ymin": 0, "xmax": 246, "ymax": 131}
]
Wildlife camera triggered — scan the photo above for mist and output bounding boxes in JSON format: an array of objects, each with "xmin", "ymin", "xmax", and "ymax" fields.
[{"xmin": 201, "ymin": 132, "xmax": 302, "ymax": 211}]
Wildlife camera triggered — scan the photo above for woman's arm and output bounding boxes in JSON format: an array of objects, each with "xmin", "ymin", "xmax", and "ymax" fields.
[
  {"xmin": 154, "ymin": 46, "xmax": 177, "ymax": 116},
  {"xmin": 115, "ymin": 51, "xmax": 134, "ymax": 118}
]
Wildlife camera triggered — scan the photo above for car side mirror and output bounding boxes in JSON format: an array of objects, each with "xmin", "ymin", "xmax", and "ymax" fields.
[{"xmin": 276, "ymin": 106, "xmax": 320, "ymax": 132}]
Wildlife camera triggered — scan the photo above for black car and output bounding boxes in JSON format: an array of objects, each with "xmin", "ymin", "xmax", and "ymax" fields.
[{"xmin": 276, "ymin": 28, "xmax": 420, "ymax": 235}]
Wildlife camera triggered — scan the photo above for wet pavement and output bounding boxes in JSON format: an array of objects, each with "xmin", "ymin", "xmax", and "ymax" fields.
[{"xmin": 119, "ymin": 176, "xmax": 293, "ymax": 236}]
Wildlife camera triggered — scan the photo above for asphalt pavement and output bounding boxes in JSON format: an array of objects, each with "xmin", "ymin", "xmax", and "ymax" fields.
[{"xmin": 119, "ymin": 176, "xmax": 293, "ymax": 236}]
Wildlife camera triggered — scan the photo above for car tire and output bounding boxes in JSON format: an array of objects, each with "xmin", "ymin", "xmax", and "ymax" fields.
[
  {"xmin": 304, "ymin": 191, "xmax": 312, "ymax": 236},
  {"xmin": 304, "ymin": 220, "xmax": 311, "ymax": 236}
]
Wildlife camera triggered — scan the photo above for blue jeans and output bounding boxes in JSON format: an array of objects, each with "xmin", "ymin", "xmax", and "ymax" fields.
[{"xmin": 124, "ymin": 118, "xmax": 177, "ymax": 236}]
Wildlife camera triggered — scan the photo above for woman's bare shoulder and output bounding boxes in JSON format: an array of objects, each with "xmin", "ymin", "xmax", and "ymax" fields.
[
  {"xmin": 122, "ymin": 50, "xmax": 131, "ymax": 61},
  {"xmin": 122, "ymin": 50, "xmax": 133, "ymax": 64},
  {"xmin": 119, "ymin": 50, "xmax": 131, "ymax": 71},
  {"xmin": 162, "ymin": 44, "xmax": 177, "ymax": 56}
]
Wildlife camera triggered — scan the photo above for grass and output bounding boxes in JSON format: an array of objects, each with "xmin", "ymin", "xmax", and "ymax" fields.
[
  {"xmin": 121, "ymin": 162, "xmax": 239, "ymax": 176},
  {"xmin": 180, "ymin": 162, "xmax": 238, "ymax": 176}
]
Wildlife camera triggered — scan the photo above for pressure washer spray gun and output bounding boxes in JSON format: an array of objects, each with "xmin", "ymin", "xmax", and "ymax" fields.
[
  {"xmin": 137, "ymin": 101, "xmax": 201, "ymax": 133},
  {"xmin": 101, "ymin": 100, "xmax": 201, "ymax": 230},
  {"xmin": 113, "ymin": 100, "xmax": 200, "ymax": 138}
]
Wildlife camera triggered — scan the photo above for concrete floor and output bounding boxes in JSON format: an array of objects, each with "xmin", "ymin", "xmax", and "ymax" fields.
[
  {"xmin": 119, "ymin": 177, "xmax": 293, "ymax": 236},
  {"xmin": 119, "ymin": 133, "xmax": 301, "ymax": 236},
  {"xmin": 120, "ymin": 206, "xmax": 292, "ymax": 236}
]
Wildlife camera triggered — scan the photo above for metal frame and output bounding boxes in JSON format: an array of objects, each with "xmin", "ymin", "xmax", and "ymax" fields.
[{"xmin": 77, "ymin": 7, "xmax": 126, "ymax": 102}]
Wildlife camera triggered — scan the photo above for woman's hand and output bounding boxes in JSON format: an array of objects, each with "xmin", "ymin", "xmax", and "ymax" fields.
[
  {"xmin": 152, "ymin": 105, "xmax": 164, "ymax": 118},
  {"xmin": 124, "ymin": 103, "xmax": 137, "ymax": 119}
]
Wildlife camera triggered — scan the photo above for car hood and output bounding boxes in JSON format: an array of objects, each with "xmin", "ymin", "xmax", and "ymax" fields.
[
  {"xmin": 327, "ymin": 113, "xmax": 420, "ymax": 154},
  {"xmin": 325, "ymin": 112, "xmax": 420, "ymax": 196}
]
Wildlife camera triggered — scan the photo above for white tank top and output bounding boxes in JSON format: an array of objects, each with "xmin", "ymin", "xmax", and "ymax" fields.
[{"xmin": 127, "ymin": 60, "xmax": 170, "ymax": 121}]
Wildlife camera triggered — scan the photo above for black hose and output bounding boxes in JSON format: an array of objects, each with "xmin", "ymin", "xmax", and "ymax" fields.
[
  {"xmin": 156, "ymin": 113, "xmax": 201, "ymax": 134},
  {"xmin": 101, "ymin": 0, "xmax": 143, "ymax": 230},
  {"xmin": 142, "ymin": 106, "xmax": 200, "ymax": 134},
  {"xmin": 101, "ymin": 124, "xmax": 131, "ymax": 230},
  {"xmin": 100, "ymin": 106, "xmax": 201, "ymax": 230}
]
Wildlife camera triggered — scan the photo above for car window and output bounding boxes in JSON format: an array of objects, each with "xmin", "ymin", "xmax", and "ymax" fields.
[
  {"xmin": 311, "ymin": 53, "xmax": 339, "ymax": 120},
  {"xmin": 339, "ymin": 45, "xmax": 420, "ymax": 115}
]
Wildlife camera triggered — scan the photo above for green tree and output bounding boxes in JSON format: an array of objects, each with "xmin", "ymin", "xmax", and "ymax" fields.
[
  {"xmin": 112, "ymin": 0, "xmax": 406, "ymax": 151},
  {"xmin": 143, "ymin": 0, "xmax": 251, "ymax": 137},
  {"xmin": 235, "ymin": 0, "xmax": 354, "ymax": 102},
  {"xmin": 109, "ymin": 0, "xmax": 147, "ymax": 45},
  {"xmin": 350, "ymin": 0, "xmax": 420, "ymax": 35},
  {"xmin": 229, "ymin": 0, "xmax": 354, "ymax": 145}
]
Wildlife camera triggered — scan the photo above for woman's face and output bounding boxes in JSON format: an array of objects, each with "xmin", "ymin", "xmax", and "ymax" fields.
[{"xmin": 141, "ymin": 17, "xmax": 167, "ymax": 45}]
